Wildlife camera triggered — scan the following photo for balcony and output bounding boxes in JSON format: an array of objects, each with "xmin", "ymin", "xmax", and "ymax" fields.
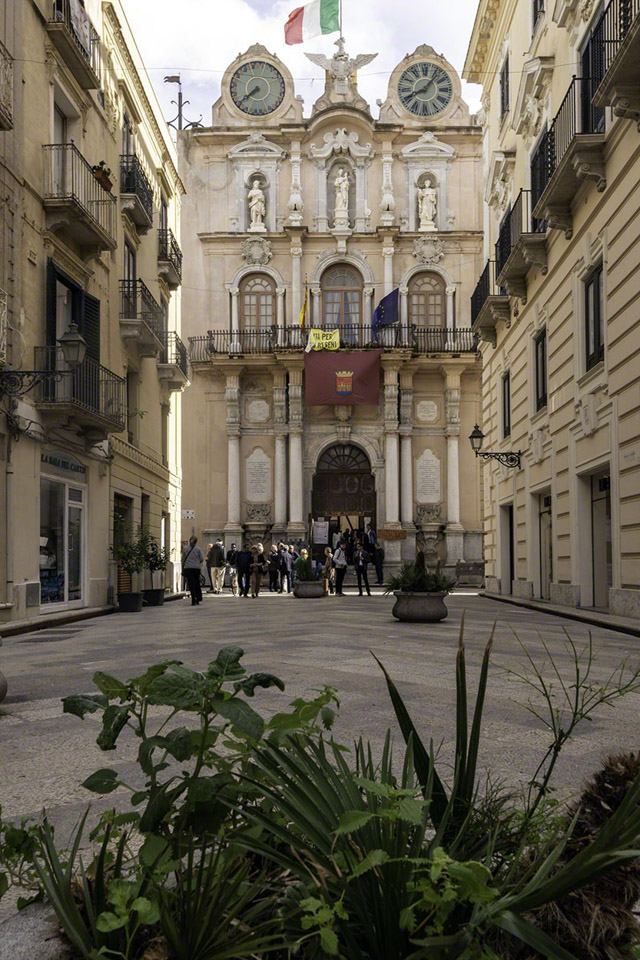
[
  {"xmin": 46, "ymin": 0, "xmax": 100, "ymax": 89},
  {"xmin": 531, "ymin": 77, "xmax": 606, "ymax": 238},
  {"xmin": 592, "ymin": 0, "xmax": 640, "ymax": 119},
  {"xmin": 119, "ymin": 280, "xmax": 165, "ymax": 356},
  {"xmin": 34, "ymin": 347, "xmax": 126, "ymax": 439},
  {"xmin": 158, "ymin": 229, "xmax": 182, "ymax": 289},
  {"xmin": 158, "ymin": 332, "xmax": 189, "ymax": 391},
  {"xmin": 0, "ymin": 40, "xmax": 13, "ymax": 130},
  {"xmin": 43, "ymin": 144, "xmax": 117, "ymax": 252},
  {"xmin": 120, "ymin": 155, "xmax": 154, "ymax": 233},
  {"xmin": 470, "ymin": 261, "xmax": 510, "ymax": 347},
  {"xmin": 495, "ymin": 190, "xmax": 547, "ymax": 301},
  {"xmin": 189, "ymin": 325, "xmax": 479, "ymax": 361}
]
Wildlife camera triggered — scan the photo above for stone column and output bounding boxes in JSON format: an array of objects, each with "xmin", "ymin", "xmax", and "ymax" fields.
[
  {"xmin": 291, "ymin": 243, "xmax": 302, "ymax": 320},
  {"xmin": 399, "ymin": 366, "xmax": 416, "ymax": 559},
  {"xmin": 385, "ymin": 433, "xmax": 400, "ymax": 524},
  {"xmin": 445, "ymin": 285, "xmax": 456, "ymax": 348},
  {"xmin": 311, "ymin": 287, "xmax": 321, "ymax": 327},
  {"xmin": 273, "ymin": 369, "xmax": 288, "ymax": 536},
  {"xmin": 229, "ymin": 287, "xmax": 240, "ymax": 352},
  {"xmin": 286, "ymin": 362, "xmax": 306, "ymax": 539},
  {"xmin": 399, "ymin": 285, "xmax": 409, "ymax": 345},
  {"xmin": 382, "ymin": 360, "xmax": 402, "ymax": 568},
  {"xmin": 276, "ymin": 286, "xmax": 285, "ymax": 345},
  {"xmin": 223, "ymin": 369, "xmax": 244, "ymax": 545},
  {"xmin": 442, "ymin": 366, "xmax": 465, "ymax": 567},
  {"xmin": 364, "ymin": 286, "xmax": 374, "ymax": 331},
  {"xmin": 400, "ymin": 434, "xmax": 413, "ymax": 523},
  {"xmin": 382, "ymin": 244, "xmax": 394, "ymax": 296}
]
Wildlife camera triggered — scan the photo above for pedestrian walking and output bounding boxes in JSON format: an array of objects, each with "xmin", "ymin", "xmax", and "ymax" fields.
[
  {"xmin": 250, "ymin": 545, "xmax": 267, "ymax": 597},
  {"xmin": 289, "ymin": 544, "xmax": 300, "ymax": 587},
  {"xmin": 332, "ymin": 539, "xmax": 348, "ymax": 596},
  {"xmin": 373, "ymin": 540, "xmax": 385, "ymax": 586},
  {"xmin": 354, "ymin": 540, "xmax": 372, "ymax": 596},
  {"xmin": 279, "ymin": 541, "xmax": 293, "ymax": 594},
  {"xmin": 205, "ymin": 543, "xmax": 214, "ymax": 592},
  {"xmin": 322, "ymin": 546, "xmax": 335, "ymax": 595},
  {"xmin": 182, "ymin": 536, "xmax": 204, "ymax": 606},
  {"xmin": 236, "ymin": 544, "xmax": 253, "ymax": 598},
  {"xmin": 365, "ymin": 523, "xmax": 377, "ymax": 549},
  {"xmin": 207, "ymin": 538, "xmax": 226, "ymax": 594},
  {"xmin": 226, "ymin": 542, "xmax": 239, "ymax": 596},
  {"xmin": 268, "ymin": 545, "xmax": 280, "ymax": 592}
]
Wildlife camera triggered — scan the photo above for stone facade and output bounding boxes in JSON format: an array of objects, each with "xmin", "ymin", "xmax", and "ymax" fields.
[
  {"xmin": 0, "ymin": 0, "xmax": 185, "ymax": 626},
  {"xmin": 464, "ymin": 0, "xmax": 640, "ymax": 615},
  {"xmin": 179, "ymin": 42, "xmax": 484, "ymax": 569}
]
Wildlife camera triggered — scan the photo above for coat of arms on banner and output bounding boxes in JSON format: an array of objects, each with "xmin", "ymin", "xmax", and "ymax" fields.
[{"xmin": 335, "ymin": 370, "xmax": 353, "ymax": 396}]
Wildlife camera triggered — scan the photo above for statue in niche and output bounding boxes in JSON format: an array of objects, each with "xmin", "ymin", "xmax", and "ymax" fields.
[
  {"xmin": 248, "ymin": 179, "xmax": 266, "ymax": 232},
  {"xmin": 333, "ymin": 166, "xmax": 350, "ymax": 224},
  {"xmin": 418, "ymin": 180, "xmax": 437, "ymax": 232}
]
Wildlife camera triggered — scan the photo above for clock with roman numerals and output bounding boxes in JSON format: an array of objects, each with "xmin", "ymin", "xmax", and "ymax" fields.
[{"xmin": 397, "ymin": 61, "xmax": 454, "ymax": 118}]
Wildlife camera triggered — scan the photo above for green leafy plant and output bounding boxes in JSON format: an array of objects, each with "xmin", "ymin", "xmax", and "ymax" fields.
[
  {"xmin": 112, "ymin": 527, "xmax": 147, "ymax": 578},
  {"xmin": 385, "ymin": 552, "xmax": 457, "ymax": 594},
  {"xmin": 0, "ymin": 806, "xmax": 41, "ymax": 908},
  {"xmin": 293, "ymin": 553, "xmax": 320, "ymax": 581}
]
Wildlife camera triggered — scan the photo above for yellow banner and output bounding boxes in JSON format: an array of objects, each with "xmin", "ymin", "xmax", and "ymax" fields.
[{"xmin": 307, "ymin": 328, "xmax": 340, "ymax": 351}]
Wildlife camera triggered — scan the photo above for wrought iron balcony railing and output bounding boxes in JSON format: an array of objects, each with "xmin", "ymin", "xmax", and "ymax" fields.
[
  {"xmin": 158, "ymin": 229, "xmax": 183, "ymax": 286},
  {"xmin": 161, "ymin": 331, "xmax": 188, "ymax": 379},
  {"xmin": 471, "ymin": 261, "xmax": 504, "ymax": 326},
  {"xmin": 43, "ymin": 143, "xmax": 117, "ymax": 247},
  {"xmin": 34, "ymin": 346, "xmax": 126, "ymax": 432},
  {"xmin": 531, "ymin": 77, "xmax": 605, "ymax": 206},
  {"xmin": 592, "ymin": 0, "xmax": 639, "ymax": 79},
  {"xmin": 119, "ymin": 280, "xmax": 165, "ymax": 345},
  {"xmin": 495, "ymin": 189, "xmax": 546, "ymax": 278},
  {"xmin": 47, "ymin": 0, "xmax": 100, "ymax": 88},
  {"xmin": 189, "ymin": 325, "xmax": 479, "ymax": 361},
  {"xmin": 120, "ymin": 155, "xmax": 154, "ymax": 225}
]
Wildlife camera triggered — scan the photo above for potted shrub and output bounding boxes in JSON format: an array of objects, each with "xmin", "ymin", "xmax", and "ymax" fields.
[
  {"xmin": 293, "ymin": 549, "xmax": 325, "ymax": 599},
  {"xmin": 142, "ymin": 532, "xmax": 168, "ymax": 606},
  {"xmin": 385, "ymin": 550, "xmax": 457, "ymax": 622},
  {"xmin": 92, "ymin": 160, "xmax": 112, "ymax": 192},
  {"xmin": 113, "ymin": 530, "xmax": 146, "ymax": 612}
]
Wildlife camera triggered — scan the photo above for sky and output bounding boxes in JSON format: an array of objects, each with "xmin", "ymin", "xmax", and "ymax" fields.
[{"xmin": 123, "ymin": 0, "xmax": 483, "ymax": 133}]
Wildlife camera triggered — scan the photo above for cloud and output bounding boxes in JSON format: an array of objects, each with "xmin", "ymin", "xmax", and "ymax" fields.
[{"xmin": 122, "ymin": 0, "xmax": 482, "ymax": 130}]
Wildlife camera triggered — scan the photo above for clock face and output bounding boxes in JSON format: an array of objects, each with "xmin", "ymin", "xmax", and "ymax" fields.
[
  {"xmin": 397, "ymin": 62, "xmax": 454, "ymax": 117},
  {"xmin": 230, "ymin": 60, "xmax": 286, "ymax": 116}
]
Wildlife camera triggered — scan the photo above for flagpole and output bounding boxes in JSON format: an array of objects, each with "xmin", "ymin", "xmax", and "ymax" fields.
[{"xmin": 339, "ymin": 0, "xmax": 343, "ymax": 39}]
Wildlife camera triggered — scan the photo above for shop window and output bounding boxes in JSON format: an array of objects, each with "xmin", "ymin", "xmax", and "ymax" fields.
[
  {"xmin": 585, "ymin": 263, "xmax": 604, "ymax": 371},
  {"xmin": 40, "ymin": 477, "xmax": 84, "ymax": 605}
]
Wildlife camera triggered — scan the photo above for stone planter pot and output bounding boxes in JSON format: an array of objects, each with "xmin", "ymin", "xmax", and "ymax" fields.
[
  {"xmin": 117, "ymin": 592, "xmax": 144, "ymax": 612},
  {"xmin": 293, "ymin": 581, "xmax": 326, "ymax": 599},
  {"xmin": 143, "ymin": 588, "xmax": 165, "ymax": 606},
  {"xmin": 391, "ymin": 590, "xmax": 449, "ymax": 622}
]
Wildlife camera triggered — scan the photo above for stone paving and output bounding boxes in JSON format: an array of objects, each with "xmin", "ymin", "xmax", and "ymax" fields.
[{"xmin": 1, "ymin": 587, "xmax": 640, "ymax": 905}]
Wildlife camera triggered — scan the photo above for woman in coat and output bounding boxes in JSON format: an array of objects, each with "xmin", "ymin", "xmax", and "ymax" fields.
[{"xmin": 182, "ymin": 536, "xmax": 205, "ymax": 606}]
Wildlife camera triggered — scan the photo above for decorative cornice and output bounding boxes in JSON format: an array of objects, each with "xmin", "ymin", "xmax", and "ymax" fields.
[
  {"xmin": 111, "ymin": 435, "xmax": 170, "ymax": 481},
  {"xmin": 463, "ymin": 0, "xmax": 504, "ymax": 84}
]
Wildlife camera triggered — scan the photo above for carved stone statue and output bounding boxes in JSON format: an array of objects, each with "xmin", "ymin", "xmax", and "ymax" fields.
[
  {"xmin": 334, "ymin": 167, "xmax": 349, "ymax": 225},
  {"xmin": 248, "ymin": 179, "xmax": 266, "ymax": 232},
  {"xmin": 418, "ymin": 181, "xmax": 437, "ymax": 232}
]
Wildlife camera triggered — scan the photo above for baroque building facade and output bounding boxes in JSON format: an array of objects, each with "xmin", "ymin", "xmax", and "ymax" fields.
[
  {"xmin": 0, "ymin": 0, "xmax": 186, "ymax": 627},
  {"xmin": 180, "ymin": 41, "xmax": 484, "ymax": 570},
  {"xmin": 464, "ymin": 0, "xmax": 640, "ymax": 615}
]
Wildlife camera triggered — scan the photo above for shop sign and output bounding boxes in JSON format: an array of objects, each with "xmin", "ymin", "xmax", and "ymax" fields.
[
  {"xmin": 377, "ymin": 529, "xmax": 407, "ymax": 540},
  {"xmin": 41, "ymin": 451, "xmax": 86, "ymax": 476}
]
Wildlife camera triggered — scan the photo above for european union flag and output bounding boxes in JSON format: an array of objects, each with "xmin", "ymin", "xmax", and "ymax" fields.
[{"xmin": 372, "ymin": 288, "xmax": 399, "ymax": 342}]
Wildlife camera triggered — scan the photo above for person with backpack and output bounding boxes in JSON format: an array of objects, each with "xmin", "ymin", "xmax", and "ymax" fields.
[
  {"xmin": 182, "ymin": 536, "xmax": 204, "ymax": 606},
  {"xmin": 332, "ymin": 539, "xmax": 348, "ymax": 596},
  {"xmin": 279, "ymin": 541, "xmax": 293, "ymax": 594}
]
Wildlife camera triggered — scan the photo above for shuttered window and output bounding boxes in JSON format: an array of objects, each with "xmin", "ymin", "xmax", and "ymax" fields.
[{"xmin": 46, "ymin": 259, "xmax": 100, "ymax": 364}]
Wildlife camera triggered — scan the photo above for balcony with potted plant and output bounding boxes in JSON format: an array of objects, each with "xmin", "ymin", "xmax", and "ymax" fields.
[{"xmin": 43, "ymin": 143, "xmax": 117, "ymax": 253}]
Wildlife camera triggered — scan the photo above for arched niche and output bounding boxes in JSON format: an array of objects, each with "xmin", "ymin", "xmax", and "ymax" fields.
[{"xmin": 326, "ymin": 158, "xmax": 356, "ymax": 228}]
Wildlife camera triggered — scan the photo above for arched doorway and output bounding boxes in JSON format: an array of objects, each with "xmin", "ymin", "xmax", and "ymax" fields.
[{"xmin": 311, "ymin": 443, "xmax": 376, "ymax": 555}]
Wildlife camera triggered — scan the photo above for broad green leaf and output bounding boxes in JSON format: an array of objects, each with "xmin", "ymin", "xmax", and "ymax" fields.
[
  {"xmin": 96, "ymin": 705, "xmax": 130, "ymax": 751},
  {"xmin": 132, "ymin": 896, "xmax": 160, "ymax": 926},
  {"xmin": 133, "ymin": 660, "xmax": 182, "ymax": 696},
  {"xmin": 207, "ymin": 646, "xmax": 246, "ymax": 681},
  {"xmin": 397, "ymin": 797, "xmax": 425, "ymax": 825},
  {"xmin": 140, "ymin": 834, "xmax": 169, "ymax": 867},
  {"xmin": 164, "ymin": 726, "xmax": 193, "ymax": 761},
  {"xmin": 350, "ymin": 849, "xmax": 389, "ymax": 878},
  {"xmin": 108, "ymin": 879, "xmax": 136, "ymax": 910},
  {"xmin": 320, "ymin": 705, "xmax": 336, "ymax": 729},
  {"xmin": 335, "ymin": 810, "xmax": 375, "ymax": 835},
  {"xmin": 139, "ymin": 787, "xmax": 172, "ymax": 833},
  {"xmin": 187, "ymin": 777, "xmax": 221, "ymax": 802},
  {"xmin": 81, "ymin": 768, "xmax": 119, "ymax": 795},
  {"xmin": 96, "ymin": 910, "xmax": 125, "ymax": 932},
  {"xmin": 138, "ymin": 736, "xmax": 168, "ymax": 775},
  {"xmin": 131, "ymin": 790, "xmax": 147, "ymax": 806},
  {"xmin": 62, "ymin": 693, "xmax": 108, "ymax": 718},
  {"xmin": 319, "ymin": 927, "xmax": 339, "ymax": 956},
  {"xmin": 237, "ymin": 672, "xmax": 285, "ymax": 697},
  {"xmin": 92, "ymin": 672, "xmax": 129, "ymax": 700},
  {"xmin": 447, "ymin": 860, "xmax": 497, "ymax": 903},
  {"xmin": 147, "ymin": 667, "xmax": 205, "ymax": 710},
  {"xmin": 211, "ymin": 696, "xmax": 264, "ymax": 740},
  {"xmin": 0, "ymin": 873, "xmax": 8, "ymax": 901}
]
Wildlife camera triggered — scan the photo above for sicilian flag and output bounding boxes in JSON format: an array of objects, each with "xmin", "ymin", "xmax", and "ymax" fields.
[
  {"xmin": 299, "ymin": 279, "xmax": 309, "ymax": 329},
  {"xmin": 372, "ymin": 288, "xmax": 400, "ymax": 342},
  {"xmin": 285, "ymin": 0, "xmax": 340, "ymax": 45}
]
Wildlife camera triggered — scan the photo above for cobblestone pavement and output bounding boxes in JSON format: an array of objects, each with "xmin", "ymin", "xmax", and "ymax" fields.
[{"xmin": 1, "ymin": 589, "xmax": 639, "ymax": 881}]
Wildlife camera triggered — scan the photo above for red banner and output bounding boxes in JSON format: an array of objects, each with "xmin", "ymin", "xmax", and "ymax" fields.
[{"xmin": 304, "ymin": 350, "xmax": 381, "ymax": 405}]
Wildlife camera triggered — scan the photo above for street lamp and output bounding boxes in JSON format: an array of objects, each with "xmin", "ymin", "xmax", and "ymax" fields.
[
  {"xmin": 0, "ymin": 324, "xmax": 88, "ymax": 400},
  {"xmin": 468, "ymin": 424, "xmax": 521, "ymax": 469}
]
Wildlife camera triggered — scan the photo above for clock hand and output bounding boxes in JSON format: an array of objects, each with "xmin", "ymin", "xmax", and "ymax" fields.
[
  {"xmin": 238, "ymin": 84, "xmax": 261, "ymax": 104},
  {"xmin": 415, "ymin": 80, "xmax": 435, "ymax": 96}
]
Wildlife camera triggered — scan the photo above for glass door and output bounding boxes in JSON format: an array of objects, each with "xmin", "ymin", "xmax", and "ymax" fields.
[
  {"xmin": 40, "ymin": 479, "xmax": 85, "ymax": 606},
  {"xmin": 591, "ymin": 471, "xmax": 611, "ymax": 608},
  {"xmin": 539, "ymin": 493, "xmax": 552, "ymax": 600}
]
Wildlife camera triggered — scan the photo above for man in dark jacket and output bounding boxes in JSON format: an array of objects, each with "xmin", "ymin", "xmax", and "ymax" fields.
[
  {"xmin": 207, "ymin": 539, "xmax": 226, "ymax": 594},
  {"xmin": 279, "ymin": 542, "xmax": 293, "ymax": 594},
  {"xmin": 353, "ymin": 541, "xmax": 372, "ymax": 596},
  {"xmin": 226, "ymin": 543, "xmax": 239, "ymax": 596},
  {"xmin": 267, "ymin": 545, "xmax": 281, "ymax": 592},
  {"xmin": 373, "ymin": 541, "xmax": 385, "ymax": 585},
  {"xmin": 236, "ymin": 544, "xmax": 253, "ymax": 598}
]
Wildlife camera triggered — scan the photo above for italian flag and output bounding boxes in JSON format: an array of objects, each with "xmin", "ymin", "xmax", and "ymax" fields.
[{"xmin": 284, "ymin": 0, "xmax": 340, "ymax": 45}]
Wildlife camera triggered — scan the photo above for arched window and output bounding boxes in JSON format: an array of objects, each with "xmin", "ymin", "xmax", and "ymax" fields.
[
  {"xmin": 240, "ymin": 274, "xmax": 275, "ymax": 332},
  {"xmin": 409, "ymin": 272, "xmax": 445, "ymax": 328},
  {"xmin": 321, "ymin": 266, "xmax": 362, "ymax": 344}
]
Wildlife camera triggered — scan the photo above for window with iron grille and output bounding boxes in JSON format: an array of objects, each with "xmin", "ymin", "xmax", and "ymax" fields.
[
  {"xmin": 502, "ymin": 371, "xmax": 511, "ymax": 438},
  {"xmin": 500, "ymin": 56, "xmax": 510, "ymax": 120},
  {"xmin": 535, "ymin": 329, "xmax": 547, "ymax": 410},
  {"xmin": 533, "ymin": 0, "xmax": 545, "ymax": 31},
  {"xmin": 585, "ymin": 263, "xmax": 604, "ymax": 371}
]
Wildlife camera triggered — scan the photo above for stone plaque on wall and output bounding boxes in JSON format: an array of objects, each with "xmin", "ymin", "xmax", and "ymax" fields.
[
  {"xmin": 416, "ymin": 400, "xmax": 439, "ymax": 423},
  {"xmin": 245, "ymin": 447, "xmax": 272, "ymax": 502},
  {"xmin": 415, "ymin": 449, "xmax": 441, "ymax": 503},
  {"xmin": 245, "ymin": 399, "xmax": 270, "ymax": 423}
]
